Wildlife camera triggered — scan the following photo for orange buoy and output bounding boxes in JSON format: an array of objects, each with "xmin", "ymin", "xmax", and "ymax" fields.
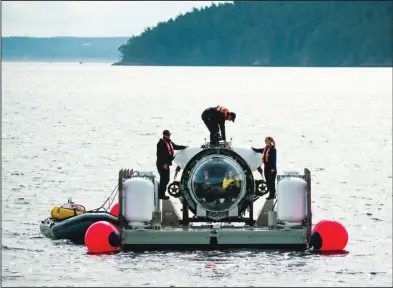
[
  {"xmin": 310, "ymin": 220, "xmax": 348, "ymax": 251},
  {"xmin": 109, "ymin": 202, "xmax": 119, "ymax": 217},
  {"xmin": 85, "ymin": 221, "xmax": 120, "ymax": 254}
]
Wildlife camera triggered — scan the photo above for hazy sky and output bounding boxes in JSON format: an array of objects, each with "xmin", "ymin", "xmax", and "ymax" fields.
[{"xmin": 2, "ymin": 1, "xmax": 229, "ymax": 37}]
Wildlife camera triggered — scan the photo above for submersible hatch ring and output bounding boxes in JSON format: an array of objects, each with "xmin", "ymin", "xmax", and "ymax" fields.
[
  {"xmin": 180, "ymin": 147, "xmax": 255, "ymax": 220},
  {"xmin": 167, "ymin": 181, "xmax": 181, "ymax": 197}
]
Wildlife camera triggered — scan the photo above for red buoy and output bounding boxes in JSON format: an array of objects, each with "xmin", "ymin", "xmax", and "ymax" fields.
[
  {"xmin": 109, "ymin": 202, "xmax": 119, "ymax": 217},
  {"xmin": 85, "ymin": 221, "xmax": 120, "ymax": 254},
  {"xmin": 205, "ymin": 263, "xmax": 216, "ymax": 268},
  {"xmin": 310, "ymin": 220, "xmax": 348, "ymax": 251}
]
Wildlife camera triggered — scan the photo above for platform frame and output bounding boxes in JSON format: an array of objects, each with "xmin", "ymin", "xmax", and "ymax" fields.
[
  {"xmin": 121, "ymin": 226, "xmax": 308, "ymax": 251},
  {"xmin": 117, "ymin": 168, "xmax": 312, "ymax": 251}
]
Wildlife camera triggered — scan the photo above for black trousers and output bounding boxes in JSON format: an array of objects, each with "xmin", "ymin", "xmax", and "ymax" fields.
[
  {"xmin": 156, "ymin": 161, "xmax": 170, "ymax": 197},
  {"xmin": 264, "ymin": 168, "xmax": 277, "ymax": 198},
  {"xmin": 201, "ymin": 113, "xmax": 220, "ymax": 145}
]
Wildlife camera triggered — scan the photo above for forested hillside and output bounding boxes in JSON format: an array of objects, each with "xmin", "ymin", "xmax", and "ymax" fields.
[
  {"xmin": 2, "ymin": 37, "xmax": 129, "ymax": 62},
  {"xmin": 116, "ymin": 1, "xmax": 392, "ymax": 67}
]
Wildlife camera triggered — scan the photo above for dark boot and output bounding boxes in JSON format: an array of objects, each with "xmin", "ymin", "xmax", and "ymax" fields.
[
  {"xmin": 157, "ymin": 183, "xmax": 170, "ymax": 200},
  {"xmin": 214, "ymin": 133, "xmax": 222, "ymax": 141},
  {"xmin": 266, "ymin": 194, "xmax": 275, "ymax": 200},
  {"xmin": 210, "ymin": 133, "xmax": 221, "ymax": 146},
  {"xmin": 158, "ymin": 192, "xmax": 170, "ymax": 200}
]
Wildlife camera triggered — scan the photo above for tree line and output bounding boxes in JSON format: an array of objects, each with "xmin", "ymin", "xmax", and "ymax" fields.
[{"xmin": 116, "ymin": 1, "xmax": 392, "ymax": 67}]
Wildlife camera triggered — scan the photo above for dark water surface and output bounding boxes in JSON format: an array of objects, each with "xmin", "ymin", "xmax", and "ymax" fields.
[{"xmin": 2, "ymin": 63, "xmax": 392, "ymax": 287}]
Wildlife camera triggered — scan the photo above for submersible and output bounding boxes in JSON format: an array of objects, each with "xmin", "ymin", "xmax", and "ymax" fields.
[{"xmin": 114, "ymin": 140, "xmax": 314, "ymax": 251}]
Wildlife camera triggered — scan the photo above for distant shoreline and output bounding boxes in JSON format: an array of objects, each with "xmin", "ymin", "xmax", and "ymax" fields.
[
  {"xmin": 1, "ymin": 36, "xmax": 128, "ymax": 64},
  {"xmin": 2, "ymin": 59, "xmax": 115, "ymax": 63}
]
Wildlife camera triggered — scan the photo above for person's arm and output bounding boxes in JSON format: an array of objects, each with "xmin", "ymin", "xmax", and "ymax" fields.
[
  {"xmin": 235, "ymin": 177, "xmax": 240, "ymax": 188},
  {"xmin": 222, "ymin": 178, "xmax": 228, "ymax": 190},
  {"xmin": 172, "ymin": 142, "xmax": 187, "ymax": 150},
  {"xmin": 251, "ymin": 147, "xmax": 264, "ymax": 153}
]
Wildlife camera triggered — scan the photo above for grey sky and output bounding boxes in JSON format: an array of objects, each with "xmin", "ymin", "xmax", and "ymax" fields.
[{"xmin": 2, "ymin": 1, "xmax": 229, "ymax": 37}]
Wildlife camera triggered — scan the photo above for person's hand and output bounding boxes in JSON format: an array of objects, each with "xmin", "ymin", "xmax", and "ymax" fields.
[
  {"xmin": 163, "ymin": 164, "xmax": 168, "ymax": 169},
  {"xmin": 271, "ymin": 169, "xmax": 275, "ymax": 172}
]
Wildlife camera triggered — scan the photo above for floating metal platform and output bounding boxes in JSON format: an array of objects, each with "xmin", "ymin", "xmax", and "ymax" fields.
[
  {"xmin": 120, "ymin": 194, "xmax": 310, "ymax": 251},
  {"xmin": 121, "ymin": 226, "xmax": 307, "ymax": 251},
  {"xmin": 117, "ymin": 147, "xmax": 312, "ymax": 252}
]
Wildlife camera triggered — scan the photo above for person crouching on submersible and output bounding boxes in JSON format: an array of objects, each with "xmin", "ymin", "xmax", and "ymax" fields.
[
  {"xmin": 251, "ymin": 136, "xmax": 277, "ymax": 200},
  {"xmin": 201, "ymin": 105, "xmax": 236, "ymax": 147},
  {"xmin": 156, "ymin": 130, "xmax": 187, "ymax": 200}
]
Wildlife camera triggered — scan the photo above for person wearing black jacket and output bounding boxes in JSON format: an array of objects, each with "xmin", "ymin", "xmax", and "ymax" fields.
[
  {"xmin": 252, "ymin": 136, "xmax": 277, "ymax": 200},
  {"xmin": 156, "ymin": 130, "xmax": 187, "ymax": 200},
  {"xmin": 201, "ymin": 106, "xmax": 236, "ymax": 146}
]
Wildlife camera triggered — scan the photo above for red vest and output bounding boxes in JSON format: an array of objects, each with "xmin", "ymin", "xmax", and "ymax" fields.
[
  {"xmin": 216, "ymin": 105, "xmax": 229, "ymax": 119},
  {"xmin": 262, "ymin": 145, "xmax": 272, "ymax": 163},
  {"xmin": 162, "ymin": 138, "xmax": 174, "ymax": 155}
]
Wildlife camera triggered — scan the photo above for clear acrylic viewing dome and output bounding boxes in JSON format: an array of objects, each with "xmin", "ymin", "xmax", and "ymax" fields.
[{"xmin": 190, "ymin": 156, "xmax": 246, "ymax": 212}]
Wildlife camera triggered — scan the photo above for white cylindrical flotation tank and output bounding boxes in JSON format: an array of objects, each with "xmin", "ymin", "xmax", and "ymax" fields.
[
  {"xmin": 123, "ymin": 177, "xmax": 155, "ymax": 225},
  {"xmin": 277, "ymin": 177, "xmax": 307, "ymax": 223}
]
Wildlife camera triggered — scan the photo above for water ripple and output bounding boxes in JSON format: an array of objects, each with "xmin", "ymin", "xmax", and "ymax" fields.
[{"xmin": 1, "ymin": 63, "xmax": 392, "ymax": 287}]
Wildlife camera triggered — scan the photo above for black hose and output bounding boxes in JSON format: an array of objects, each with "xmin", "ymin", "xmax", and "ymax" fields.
[
  {"xmin": 272, "ymin": 198, "xmax": 277, "ymax": 211},
  {"xmin": 85, "ymin": 170, "xmax": 138, "ymax": 213},
  {"xmin": 86, "ymin": 184, "xmax": 119, "ymax": 213},
  {"xmin": 107, "ymin": 187, "xmax": 118, "ymax": 209}
]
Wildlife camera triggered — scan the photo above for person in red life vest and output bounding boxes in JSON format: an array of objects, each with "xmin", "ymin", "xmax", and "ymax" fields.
[
  {"xmin": 201, "ymin": 106, "xmax": 236, "ymax": 147},
  {"xmin": 251, "ymin": 136, "xmax": 277, "ymax": 200},
  {"xmin": 156, "ymin": 130, "xmax": 187, "ymax": 200}
]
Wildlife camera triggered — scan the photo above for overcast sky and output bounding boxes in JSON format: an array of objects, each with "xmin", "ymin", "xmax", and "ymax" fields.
[{"xmin": 2, "ymin": 1, "xmax": 229, "ymax": 37}]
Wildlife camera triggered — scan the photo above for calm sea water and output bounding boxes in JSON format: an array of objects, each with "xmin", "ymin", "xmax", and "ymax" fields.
[{"xmin": 2, "ymin": 62, "xmax": 392, "ymax": 287}]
